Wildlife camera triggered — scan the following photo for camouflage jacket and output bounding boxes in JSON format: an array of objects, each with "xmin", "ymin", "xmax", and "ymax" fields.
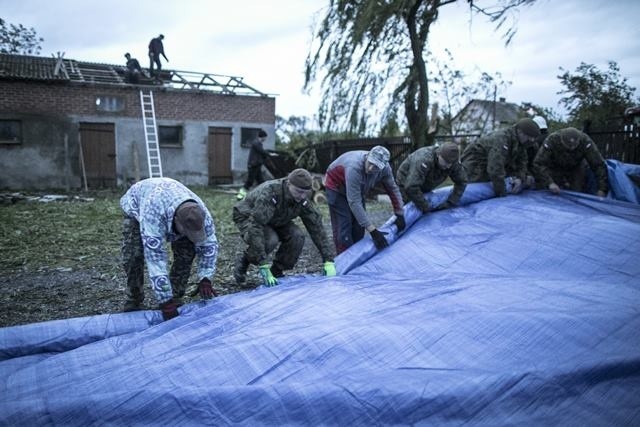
[
  {"xmin": 233, "ymin": 178, "xmax": 335, "ymax": 264},
  {"xmin": 533, "ymin": 130, "xmax": 608, "ymax": 192},
  {"xmin": 462, "ymin": 126, "xmax": 528, "ymax": 196},
  {"xmin": 120, "ymin": 178, "xmax": 218, "ymax": 304},
  {"xmin": 396, "ymin": 146, "xmax": 468, "ymax": 212}
]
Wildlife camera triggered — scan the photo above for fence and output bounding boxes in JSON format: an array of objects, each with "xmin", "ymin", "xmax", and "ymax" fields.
[{"xmin": 588, "ymin": 123, "xmax": 640, "ymax": 164}]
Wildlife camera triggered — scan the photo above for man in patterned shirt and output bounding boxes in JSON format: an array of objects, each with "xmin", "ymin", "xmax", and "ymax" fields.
[{"xmin": 120, "ymin": 178, "xmax": 218, "ymax": 320}]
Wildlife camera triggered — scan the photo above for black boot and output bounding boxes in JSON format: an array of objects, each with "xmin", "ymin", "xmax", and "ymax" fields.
[{"xmin": 233, "ymin": 255, "xmax": 250, "ymax": 284}]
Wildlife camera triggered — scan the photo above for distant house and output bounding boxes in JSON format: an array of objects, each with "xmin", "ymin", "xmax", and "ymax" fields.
[
  {"xmin": 0, "ymin": 53, "xmax": 275, "ymax": 190},
  {"xmin": 447, "ymin": 98, "xmax": 523, "ymax": 139}
]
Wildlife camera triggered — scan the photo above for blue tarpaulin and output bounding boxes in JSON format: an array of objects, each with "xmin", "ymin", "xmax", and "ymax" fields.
[{"xmin": 1, "ymin": 161, "xmax": 640, "ymax": 425}]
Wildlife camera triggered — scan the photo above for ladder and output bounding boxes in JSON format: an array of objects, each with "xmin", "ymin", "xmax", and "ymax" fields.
[{"xmin": 139, "ymin": 90, "xmax": 163, "ymax": 178}]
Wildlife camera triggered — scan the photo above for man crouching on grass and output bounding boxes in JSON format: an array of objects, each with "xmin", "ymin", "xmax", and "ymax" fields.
[{"xmin": 120, "ymin": 178, "xmax": 218, "ymax": 321}]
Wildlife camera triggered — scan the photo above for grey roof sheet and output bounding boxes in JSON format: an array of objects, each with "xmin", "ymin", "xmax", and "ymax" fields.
[{"xmin": 0, "ymin": 53, "xmax": 68, "ymax": 81}]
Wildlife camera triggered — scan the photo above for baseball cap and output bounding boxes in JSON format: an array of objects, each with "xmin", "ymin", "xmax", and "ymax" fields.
[
  {"xmin": 174, "ymin": 201, "xmax": 206, "ymax": 243},
  {"xmin": 367, "ymin": 146, "xmax": 390, "ymax": 169}
]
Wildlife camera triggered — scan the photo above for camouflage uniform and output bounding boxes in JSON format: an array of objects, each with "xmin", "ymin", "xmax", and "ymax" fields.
[
  {"xmin": 120, "ymin": 178, "xmax": 218, "ymax": 307},
  {"xmin": 461, "ymin": 126, "xmax": 528, "ymax": 196},
  {"xmin": 233, "ymin": 177, "xmax": 335, "ymax": 274},
  {"xmin": 396, "ymin": 146, "xmax": 468, "ymax": 213},
  {"xmin": 533, "ymin": 129, "xmax": 608, "ymax": 194}
]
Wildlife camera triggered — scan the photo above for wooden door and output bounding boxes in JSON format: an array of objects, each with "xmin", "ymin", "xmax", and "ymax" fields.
[
  {"xmin": 208, "ymin": 127, "xmax": 232, "ymax": 184},
  {"xmin": 79, "ymin": 122, "xmax": 116, "ymax": 188}
]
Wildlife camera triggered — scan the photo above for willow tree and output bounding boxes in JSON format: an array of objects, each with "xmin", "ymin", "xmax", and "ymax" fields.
[{"xmin": 305, "ymin": 0, "xmax": 535, "ymax": 148}]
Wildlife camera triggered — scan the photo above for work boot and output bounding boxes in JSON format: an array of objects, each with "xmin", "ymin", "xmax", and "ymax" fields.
[
  {"xmin": 123, "ymin": 299, "xmax": 142, "ymax": 312},
  {"xmin": 270, "ymin": 265, "xmax": 284, "ymax": 278},
  {"xmin": 236, "ymin": 188, "xmax": 247, "ymax": 200},
  {"xmin": 233, "ymin": 255, "xmax": 250, "ymax": 284}
]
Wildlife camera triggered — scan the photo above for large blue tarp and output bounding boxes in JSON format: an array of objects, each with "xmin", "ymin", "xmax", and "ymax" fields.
[{"xmin": 1, "ymin": 161, "xmax": 640, "ymax": 426}]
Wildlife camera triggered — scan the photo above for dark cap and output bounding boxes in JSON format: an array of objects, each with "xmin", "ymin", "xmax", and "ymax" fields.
[
  {"xmin": 560, "ymin": 127, "xmax": 581, "ymax": 149},
  {"xmin": 287, "ymin": 168, "xmax": 313, "ymax": 190},
  {"xmin": 174, "ymin": 201, "xmax": 206, "ymax": 243},
  {"xmin": 258, "ymin": 129, "xmax": 267, "ymax": 138},
  {"xmin": 437, "ymin": 142, "xmax": 459, "ymax": 163},
  {"xmin": 515, "ymin": 118, "xmax": 541, "ymax": 138}
]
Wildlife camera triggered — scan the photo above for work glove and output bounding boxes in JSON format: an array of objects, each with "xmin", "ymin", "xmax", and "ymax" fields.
[
  {"xmin": 394, "ymin": 215, "xmax": 406, "ymax": 232},
  {"xmin": 511, "ymin": 178, "xmax": 523, "ymax": 194},
  {"xmin": 159, "ymin": 299, "xmax": 179, "ymax": 321},
  {"xmin": 548, "ymin": 183, "xmax": 560, "ymax": 194},
  {"xmin": 198, "ymin": 278, "xmax": 216, "ymax": 300},
  {"xmin": 370, "ymin": 229, "xmax": 389, "ymax": 250},
  {"xmin": 323, "ymin": 261, "xmax": 337, "ymax": 277},
  {"xmin": 259, "ymin": 264, "xmax": 279, "ymax": 287}
]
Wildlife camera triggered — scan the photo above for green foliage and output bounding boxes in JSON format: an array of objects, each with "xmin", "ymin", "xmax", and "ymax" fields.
[
  {"xmin": 305, "ymin": 1, "xmax": 536, "ymax": 149},
  {"xmin": 0, "ymin": 18, "xmax": 44, "ymax": 55},
  {"xmin": 558, "ymin": 61, "xmax": 638, "ymax": 129}
]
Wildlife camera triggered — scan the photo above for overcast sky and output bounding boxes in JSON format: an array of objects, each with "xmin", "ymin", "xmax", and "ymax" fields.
[{"xmin": 2, "ymin": 0, "xmax": 639, "ymax": 124}]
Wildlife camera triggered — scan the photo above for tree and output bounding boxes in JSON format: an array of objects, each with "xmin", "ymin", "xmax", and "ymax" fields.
[
  {"xmin": 558, "ymin": 61, "xmax": 638, "ymax": 130},
  {"xmin": 0, "ymin": 18, "xmax": 44, "ymax": 55},
  {"xmin": 305, "ymin": 0, "xmax": 535, "ymax": 149}
]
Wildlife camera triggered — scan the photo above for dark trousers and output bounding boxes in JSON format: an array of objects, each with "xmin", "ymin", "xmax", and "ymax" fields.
[
  {"xmin": 121, "ymin": 217, "xmax": 195, "ymax": 304},
  {"xmin": 243, "ymin": 165, "xmax": 264, "ymax": 190},
  {"xmin": 149, "ymin": 53, "xmax": 162, "ymax": 77},
  {"xmin": 326, "ymin": 189, "xmax": 365, "ymax": 255}
]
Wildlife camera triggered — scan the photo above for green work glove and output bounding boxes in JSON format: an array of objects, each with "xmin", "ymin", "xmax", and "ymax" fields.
[
  {"xmin": 323, "ymin": 261, "xmax": 336, "ymax": 277},
  {"xmin": 259, "ymin": 264, "xmax": 279, "ymax": 287}
]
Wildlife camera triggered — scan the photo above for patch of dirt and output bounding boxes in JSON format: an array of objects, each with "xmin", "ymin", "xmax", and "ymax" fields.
[{"xmin": 0, "ymin": 208, "xmax": 393, "ymax": 328}]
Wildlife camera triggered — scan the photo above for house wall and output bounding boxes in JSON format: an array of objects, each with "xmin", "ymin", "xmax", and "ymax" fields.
[{"xmin": 0, "ymin": 80, "xmax": 275, "ymax": 190}]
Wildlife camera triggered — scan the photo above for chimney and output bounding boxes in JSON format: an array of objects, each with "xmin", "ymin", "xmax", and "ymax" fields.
[{"xmin": 499, "ymin": 97, "xmax": 506, "ymax": 103}]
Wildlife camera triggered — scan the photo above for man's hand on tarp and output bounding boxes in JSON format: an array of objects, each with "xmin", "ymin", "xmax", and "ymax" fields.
[{"xmin": 370, "ymin": 229, "xmax": 389, "ymax": 250}]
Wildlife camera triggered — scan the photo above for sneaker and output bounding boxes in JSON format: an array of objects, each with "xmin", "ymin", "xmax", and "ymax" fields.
[
  {"xmin": 233, "ymin": 255, "xmax": 250, "ymax": 284},
  {"xmin": 236, "ymin": 188, "xmax": 247, "ymax": 200},
  {"xmin": 123, "ymin": 300, "xmax": 142, "ymax": 312}
]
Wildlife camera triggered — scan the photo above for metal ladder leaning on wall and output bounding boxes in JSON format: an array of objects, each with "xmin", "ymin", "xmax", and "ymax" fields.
[{"xmin": 139, "ymin": 90, "xmax": 163, "ymax": 178}]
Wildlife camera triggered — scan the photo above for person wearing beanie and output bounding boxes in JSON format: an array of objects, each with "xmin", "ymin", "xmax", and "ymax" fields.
[
  {"xmin": 237, "ymin": 129, "xmax": 269, "ymax": 200},
  {"xmin": 396, "ymin": 142, "xmax": 468, "ymax": 214},
  {"xmin": 533, "ymin": 127, "xmax": 608, "ymax": 197},
  {"xmin": 120, "ymin": 177, "xmax": 219, "ymax": 320},
  {"xmin": 324, "ymin": 146, "xmax": 405, "ymax": 254},
  {"xmin": 232, "ymin": 168, "xmax": 336, "ymax": 287},
  {"xmin": 461, "ymin": 118, "xmax": 540, "ymax": 197}
]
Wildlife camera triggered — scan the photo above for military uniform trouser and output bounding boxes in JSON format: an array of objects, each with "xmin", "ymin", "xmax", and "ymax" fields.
[
  {"xmin": 121, "ymin": 216, "xmax": 195, "ymax": 304},
  {"xmin": 326, "ymin": 189, "xmax": 366, "ymax": 255},
  {"xmin": 237, "ymin": 220, "xmax": 305, "ymax": 272},
  {"xmin": 546, "ymin": 160, "xmax": 589, "ymax": 192}
]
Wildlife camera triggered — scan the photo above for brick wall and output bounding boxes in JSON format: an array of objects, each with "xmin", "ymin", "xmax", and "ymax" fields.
[{"xmin": 0, "ymin": 80, "xmax": 275, "ymax": 123}]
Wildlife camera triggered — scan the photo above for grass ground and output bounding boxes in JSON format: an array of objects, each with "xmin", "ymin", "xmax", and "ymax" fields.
[{"xmin": 0, "ymin": 187, "xmax": 391, "ymax": 327}]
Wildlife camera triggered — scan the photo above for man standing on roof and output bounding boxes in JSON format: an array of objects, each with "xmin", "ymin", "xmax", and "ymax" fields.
[
  {"xmin": 232, "ymin": 168, "xmax": 336, "ymax": 287},
  {"xmin": 533, "ymin": 127, "xmax": 608, "ymax": 197},
  {"xmin": 148, "ymin": 34, "xmax": 168, "ymax": 81},
  {"xmin": 237, "ymin": 129, "xmax": 268, "ymax": 200},
  {"xmin": 120, "ymin": 178, "xmax": 218, "ymax": 321},
  {"xmin": 396, "ymin": 142, "xmax": 467, "ymax": 213},
  {"xmin": 124, "ymin": 52, "xmax": 143, "ymax": 84},
  {"xmin": 461, "ymin": 118, "xmax": 540, "ymax": 197},
  {"xmin": 324, "ymin": 146, "xmax": 405, "ymax": 254}
]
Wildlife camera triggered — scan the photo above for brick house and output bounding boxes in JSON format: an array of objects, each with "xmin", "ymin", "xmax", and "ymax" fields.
[{"xmin": 0, "ymin": 53, "xmax": 275, "ymax": 190}]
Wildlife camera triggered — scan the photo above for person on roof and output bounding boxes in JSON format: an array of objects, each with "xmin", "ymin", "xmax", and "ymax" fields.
[
  {"xmin": 324, "ymin": 146, "xmax": 405, "ymax": 254},
  {"xmin": 232, "ymin": 168, "xmax": 336, "ymax": 287},
  {"xmin": 124, "ymin": 52, "xmax": 143, "ymax": 84},
  {"xmin": 396, "ymin": 142, "xmax": 467, "ymax": 213},
  {"xmin": 461, "ymin": 118, "xmax": 540, "ymax": 196},
  {"xmin": 533, "ymin": 127, "xmax": 608, "ymax": 197},
  {"xmin": 120, "ymin": 178, "xmax": 218, "ymax": 321},
  {"xmin": 148, "ymin": 34, "xmax": 168, "ymax": 81},
  {"xmin": 237, "ymin": 129, "xmax": 268, "ymax": 200}
]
